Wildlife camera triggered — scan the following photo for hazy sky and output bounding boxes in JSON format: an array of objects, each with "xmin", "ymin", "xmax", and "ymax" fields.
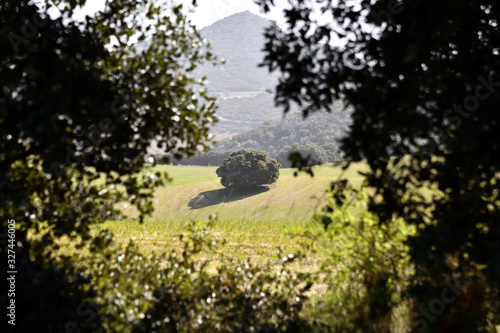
[
  {"xmin": 179, "ymin": 0, "xmax": 289, "ymax": 28},
  {"xmin": 70, "ymin": 0, "xmax": 289, "ymax": 29}
]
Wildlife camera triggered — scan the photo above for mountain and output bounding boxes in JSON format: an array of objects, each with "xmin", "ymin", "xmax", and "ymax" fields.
[{"xmin": 197, "ymin": 11, "xmax": 278, "ymax": 92}]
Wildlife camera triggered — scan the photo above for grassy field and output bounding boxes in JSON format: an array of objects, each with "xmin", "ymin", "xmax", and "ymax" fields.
[
  {"xmin": 120, "ymin": 162, "xmax": 366, "ymax": 223},
  {"xmin": 100, "ymin": 162, "xmax": 366, "ymax": 266}
]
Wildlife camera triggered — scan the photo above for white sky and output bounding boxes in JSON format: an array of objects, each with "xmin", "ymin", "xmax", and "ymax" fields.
[
  {"xmin": 46, "ymin": 0, "xmax": 343, "ymax": 47},
  {"xmin": 70, "ymin": 0, "xmax": 290, "ymax": 29},
  {"xmin": 179, "ymin": 0, "xmax": 289, "ymax": 28}
]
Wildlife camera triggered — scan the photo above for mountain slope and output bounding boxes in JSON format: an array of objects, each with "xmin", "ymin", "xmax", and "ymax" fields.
[{"xmin": 197, "ymin": 11, "xmax": 278, "ymax": 92}]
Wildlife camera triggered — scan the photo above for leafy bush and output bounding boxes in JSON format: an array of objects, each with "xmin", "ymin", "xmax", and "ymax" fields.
[
  {"xmin": 216, "ymin": 149, "xmax": 280, "ymax": 188},
  {"xmin": 59, "ymin": 219, "xmax": 314, "ymax": 332},
  {"xmin": 3, "ymin": 240, "xmax": 100, "ymax": 333},
  {"xmin": 303, "ymin": 181, "xmax": 415, "ymax": 332}
]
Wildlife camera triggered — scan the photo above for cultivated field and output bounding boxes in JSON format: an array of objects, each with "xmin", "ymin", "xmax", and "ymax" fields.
[
  {"xmin": 121, "ymin": 163, "xmax": 366, "ymax": 222},
  {"xmin": 99, "ymin": 163, "xmax": 366, "ymax": 264}
]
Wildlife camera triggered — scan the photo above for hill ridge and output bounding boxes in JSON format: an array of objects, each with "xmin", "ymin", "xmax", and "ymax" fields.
[{"xmin": 202, "ymin": 10, "xmax": 268, "ymax": 31}]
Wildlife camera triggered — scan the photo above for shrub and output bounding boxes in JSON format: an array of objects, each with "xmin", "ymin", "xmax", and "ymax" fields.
[
  {"xmin": 303, "ymin": 181, "xmax": 415, "ymax": 332},
  {"xmin": 68, "ymin": 219, "xmax": 314, "ymax": 332}
]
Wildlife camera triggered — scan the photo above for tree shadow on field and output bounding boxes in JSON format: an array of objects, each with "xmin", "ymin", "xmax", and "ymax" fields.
[{"xmin": 188, "ymin": 186, "xmax": 270, "ymax": 209}]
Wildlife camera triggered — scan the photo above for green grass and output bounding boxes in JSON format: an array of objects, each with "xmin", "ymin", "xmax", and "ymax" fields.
[
  {"xmin": 149, "ymin": 165, "xmax": 220, "ymax": 186},
  {"xmin": 121, "ymin": 162, "xmax": 366, "ymax": 223},
  {"xmin": 100, "ymin": 219, "xmax": 323, "ymax": 266},
  {"xmin": 98, "ymin": 162, "xmax": 366, "ymax": 267},
  {"xmin": 150, "ymin": 162, "xmax": 367, "ymax": 187}
]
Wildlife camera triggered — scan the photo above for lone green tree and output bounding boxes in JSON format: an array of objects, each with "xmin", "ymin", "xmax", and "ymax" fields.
[{"xmin": 216, "ymin": 149, "xmax": 280, "ymax": 188}]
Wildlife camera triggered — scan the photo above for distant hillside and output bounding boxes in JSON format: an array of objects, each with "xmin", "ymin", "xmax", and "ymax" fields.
[
  {"xmin": 216, "ymin": 107, "xmax": 350, "ymax": 166},
  {"xmin": 197, "ymin": 11, "xmax": 278, "ymax": 92},
  {"xmin": 162, "ymin": 103, "xmax": 352, "ymax": 167},
  {"xmin": 213, "ymin": 92, "xmax": 283, "ymax": 134}
]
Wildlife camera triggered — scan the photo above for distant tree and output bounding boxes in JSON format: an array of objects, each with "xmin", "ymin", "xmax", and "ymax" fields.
[{"xmin": 216, "ymin": 149, "xmax": 280, "ymax": 188}]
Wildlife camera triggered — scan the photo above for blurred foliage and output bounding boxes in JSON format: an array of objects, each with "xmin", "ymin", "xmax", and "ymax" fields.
[
  {"xmin": 8, "ymin": 217, "xmax": 315, "ymax": 332},
  {"xmin": 0, "ymin": 0, "xmax": 215, "ymax": 330},
  {"xmin": 75, "ymin": 218, "xmax": 314, "ymax": 332},
  {"xmin": 258, "ymin": 0, "xmax": 500, "ymax": 330},
  {"xmin": 216, "ymin": 149, "xmax": 280, "ymax": 188},
  {"xmin": 4, "ymin": 238, "xmax": 101, "ymax": 332},
  {"xmin": 305, "ymin": 181, "xmax": 415, "ymax": 332},
  {"xmin": 0, "ymin": 0, "xmax": 217, "ymax": 235}
]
